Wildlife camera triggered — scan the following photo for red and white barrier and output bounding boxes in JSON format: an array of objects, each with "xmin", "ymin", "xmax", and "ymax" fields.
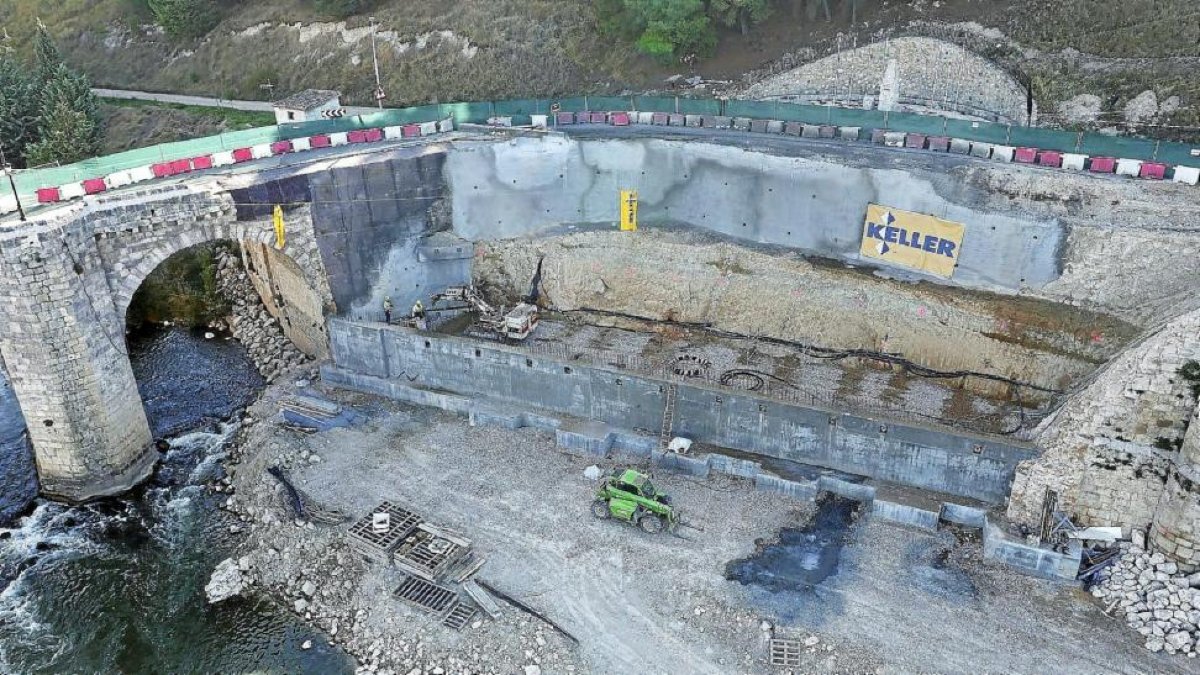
[{"xmin": 23, "ymin": 109, "xmax": 1192, "ymax": 215}]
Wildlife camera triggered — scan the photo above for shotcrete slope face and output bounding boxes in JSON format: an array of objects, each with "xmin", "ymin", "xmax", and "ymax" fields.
[{"xmin": 443, "ymin": 135, "xmax": 1163, "ymax": 403}]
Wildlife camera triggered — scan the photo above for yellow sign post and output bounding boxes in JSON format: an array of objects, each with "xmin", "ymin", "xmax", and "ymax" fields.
[
  {"xmin": 619, "ymin": 190, "xmax": 638, "ymax": 232},
  {"xmin": 859, "ymin": 204, "xmax": 965, "ymax": 278},
  {"xmin": 273, "ymin": 204, "xmax": 286, "ymax": 250}
]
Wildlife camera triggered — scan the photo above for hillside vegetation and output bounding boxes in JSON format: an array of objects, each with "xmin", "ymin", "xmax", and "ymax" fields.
[{"xmin": 1, "ymin": 0, "xmax": 1197, "ymax": 141}]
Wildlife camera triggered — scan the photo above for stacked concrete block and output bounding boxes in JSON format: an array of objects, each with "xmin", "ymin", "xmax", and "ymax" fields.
[
  {"xmin": 992, "ymin": 145, "xmax": 1015, "ymax": 162},
  {"xmin": 838, "ymin": 126, "xmax": 861, "ymax": 141},
  {"xmin": 801, "ymin": 124, "xmax": 821, "ymax": 139}
]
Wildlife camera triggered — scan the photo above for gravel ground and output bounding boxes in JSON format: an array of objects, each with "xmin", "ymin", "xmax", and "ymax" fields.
[{"xmin": 211, "ymin": 377, "xmax": 1194, "ymax": 674}]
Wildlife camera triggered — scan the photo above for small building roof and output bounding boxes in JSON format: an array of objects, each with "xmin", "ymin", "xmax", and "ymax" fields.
[{"xmin": 272, "ymin": 89, "xmax": 341, "ymax": 111}]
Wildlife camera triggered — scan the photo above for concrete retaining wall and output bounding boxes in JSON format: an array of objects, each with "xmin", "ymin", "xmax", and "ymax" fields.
[
  {"xmin": 447, "ymin": 135, "xmax": 1062, "ymax": 293},
  {"xmin": 327, "ymin": 319, "xmax": 1035, "ymax": 503}
]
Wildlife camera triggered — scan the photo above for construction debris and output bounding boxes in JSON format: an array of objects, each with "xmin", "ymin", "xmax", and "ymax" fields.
[
  {"xmin": 346, "ymin": 501, "xmax": 422, "ymax": 563},
  {"xmin": 393, "ymin": 523, "xmax": 471, "ymax": 581},
  {"xmin": 463, "ymin": 579, "xmax": 502, "ymax": 619},
  {"xmin": 1091, "ymin": 534, "xmax": 1200, "ymax": 656},
  {"xmin": 476, "ymin": 579, "xmax": 579, "ymax": 646}
]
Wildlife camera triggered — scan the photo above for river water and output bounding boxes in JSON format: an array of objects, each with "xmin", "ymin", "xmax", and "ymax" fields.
[{"xmin": 0, "ymin": 327, "xmax": 353, "ymax": 674}]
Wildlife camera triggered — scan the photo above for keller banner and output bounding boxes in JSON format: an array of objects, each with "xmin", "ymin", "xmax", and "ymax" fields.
[{"xmin": 860, "ymin": 204, "xmax": 965, "ymax": 278}]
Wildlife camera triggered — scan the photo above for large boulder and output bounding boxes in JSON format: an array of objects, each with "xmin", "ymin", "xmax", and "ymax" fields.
[{"xmin": 205, "ymin": 557, "xmax": 247, "ymax": 603}]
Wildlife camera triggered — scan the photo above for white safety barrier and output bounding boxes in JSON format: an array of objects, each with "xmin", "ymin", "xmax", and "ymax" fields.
[
  {"xmin": 0, "ymin": 194, "xmax": 18, "ymax": 215},
  {"xmin": 419, "ymin": 121, "xmax": 439, "ymax": 135},
  {"xmin": 60, "ymin": 183, "xmax": 86, "ymax": 200},
  {"xmin": 106, "ymin": 171, "xmax": 133, "ymax": 189},
  {"xmin": 210, "ymin": 151, "xmax": 235, "ymax": 167},
  {"xmin": 249, "ymin": 143, "xmax": 272, "ymax": 160},
  {"xmin": 329, "ymin": 132, "xmax": 349, "ymax": 147},
  {"xmin": 1116, "ymin": 158, "xmax": 1142, "ymax": 177},
  {"xmin": 969, "ymin": 142, "xmax": 993, "ymax": 158},
  {"xmin": 1173, "ymin": 166, "xmax": 1200, "ymax": 185},
  {"xmin": 949, "ymin": 138, "xmax": 971, "ymax": 154},
  {"xmin": 437, "ymin": 118, "xmax": 454, "ymax": 133},
  {"xmin": 883, "ymin": 132, "xmax": 905, "ymax": 147},
  {"xmin": 1062, "ymin": 153, "xmax": 1087, "ymax": 171},
  {"xmin": 383, "ymin": 126, "xmax": 404, "ymax": 140},
  {"xmin": 636, "ymin": 112, "xmax": 654, "ymax": 125},
  {"xmin": 486, "ymin": 116, "xmax": 513, "ymax": 127},
  {"xmin": 291, "ymin": 137, "xmax": 311, "ymax": 152},
  {"xmin": 129, "ymin": 165, "xmax": 156, "ymax": 182},
  {"xmin": 992, "ymin": 145, "xmax": 1015, "ymax": 162}
]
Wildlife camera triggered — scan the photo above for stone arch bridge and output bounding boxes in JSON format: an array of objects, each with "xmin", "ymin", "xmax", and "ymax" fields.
[{"xmin": 0, "ymin": 183, "xmax": 331, "ymax": 500}]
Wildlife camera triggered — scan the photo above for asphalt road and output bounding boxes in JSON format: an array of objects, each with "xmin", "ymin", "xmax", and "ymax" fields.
[{"xmin": 93, "ymin": 88, "xmax": 379, "ymax": 116}]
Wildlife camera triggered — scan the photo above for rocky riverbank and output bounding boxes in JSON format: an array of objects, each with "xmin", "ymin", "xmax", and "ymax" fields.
[
  {"xmin": 213, "ymin": 247, "xmax": 309, "ymax": 382},
  {"xmin": 1091, "ymin": 532, "xmax": 1200, "ymax": 657}
]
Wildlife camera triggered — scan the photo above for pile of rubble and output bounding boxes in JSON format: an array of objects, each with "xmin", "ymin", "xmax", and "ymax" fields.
[
  {"xmin": 1092, "ymin": 534, "xmax": 1200, "ymax": 657},
  {"xmin": 213, "ymin": 247, "xmax": 308, "ymax": 381}
]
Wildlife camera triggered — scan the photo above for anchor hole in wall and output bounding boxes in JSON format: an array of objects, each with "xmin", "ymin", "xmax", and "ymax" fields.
[
  {"xmin": 563, "ymin": 366, "xmax": 572, "ymax": 374},
  {"xmin": 973, "ymin": 445, "xmax": 984, "ymax": 454},
  {"xmin": 474, "ymin": 348, "xmax": 481, "ymax": 357},
  {"xmin": 615, "ymin": 378, "xmax": 623, "ymax": 385},
  {"xmin": 72, "ymin": 262, "xmax": 83, "ymax": 275},
  {"xmin": 424, "ymin": 340, "xmax": 431, "ymax": 349},
  {"xmin": 828, "ymin": 417, "xmax": 838, "ymax": 426},
  {"xmin": 43, "ymin": 420, "xmax": 53, "ymax": 428},
  {"xmin": 879, "ymin": 424, "xmax": 888, "ymax": 433},
  {"xmin": 526, "ymin": 358, "xmax": 533, "ymax": 367}
]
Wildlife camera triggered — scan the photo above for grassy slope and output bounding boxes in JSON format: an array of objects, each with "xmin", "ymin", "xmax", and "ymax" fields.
[
  {"xmin": 99, "ymin": 99, "xmax": 274, "ymax": 154},
  {"xmin": 4, "ymin": 0, "xmax": 1199, "ymax": 139}
]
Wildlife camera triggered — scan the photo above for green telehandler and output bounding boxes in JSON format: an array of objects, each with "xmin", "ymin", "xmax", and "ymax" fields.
[{"xmin": 591, "ymin": 468, "xmax": 680, "ymax": 534}]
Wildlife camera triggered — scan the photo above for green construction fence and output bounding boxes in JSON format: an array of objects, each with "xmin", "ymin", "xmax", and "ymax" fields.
[{"xmin": 4, "ymin": 94, "xmax": 1197, "ymax": 207}]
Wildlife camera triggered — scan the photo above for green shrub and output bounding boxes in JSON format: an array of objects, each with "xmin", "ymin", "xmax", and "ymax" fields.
[
  {"xmin": 310, "ymin": 0, "xmax": 377, "ymax": 19},
  {"xmin": 147, "ymin": 0, "xmax": 221, "ymax": 39}
]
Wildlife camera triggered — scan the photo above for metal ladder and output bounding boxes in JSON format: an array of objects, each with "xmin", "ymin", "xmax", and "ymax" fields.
[{"xmin": 659, "ymin": 384, "xmax": 678, "ymax": 451}]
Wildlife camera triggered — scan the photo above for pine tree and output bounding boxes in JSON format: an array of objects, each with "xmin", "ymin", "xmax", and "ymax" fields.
[
  {"xmin": 25, "ymin": 98, "xmax": 97, "ymax": 167},
  {"xmin": 0, "ymin": 51, "xmax": 39, "ymax": 167},
  {"xmin": 33, "ymin": 21, "xmax": 64, "ymax": 85}
]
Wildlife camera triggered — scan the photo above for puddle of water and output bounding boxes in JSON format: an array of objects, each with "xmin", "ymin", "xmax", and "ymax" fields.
[{"xmin": 725, "ymin": 495, "xmax": 862, "ymax": 592}]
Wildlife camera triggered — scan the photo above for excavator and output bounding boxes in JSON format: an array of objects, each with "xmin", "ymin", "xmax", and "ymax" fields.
[{"xmin": 428, "ymin": 257, "xmax": 543, "ymax": 342}]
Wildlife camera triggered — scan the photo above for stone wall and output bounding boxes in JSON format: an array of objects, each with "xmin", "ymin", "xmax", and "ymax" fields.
[
  {"xmin": 0, "ymin": 354, "xmax": 37, "ymax": 522},
  {"xmin": 0, "ymin": 179, "xmax": 330, "ymax": 500},
  {"xmin": 1149, "ymin": 400, "xmax": 1200, "ymax": 571},
  {"xmin": 743, "ymin": 37, "xmax": 1029, "ymax": 123},
  {"xmin": 1008, "ymin": 308, "xmax": 1200, "ymax": 532},
  {"xmin": 0, "ymin": 204, "xmax": 157, "ymax": 500}
]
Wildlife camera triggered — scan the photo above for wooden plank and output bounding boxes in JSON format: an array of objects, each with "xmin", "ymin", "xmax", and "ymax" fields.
[{"xmin": 462, "ymin": 580, "xmax": 502, "ymax": 619}]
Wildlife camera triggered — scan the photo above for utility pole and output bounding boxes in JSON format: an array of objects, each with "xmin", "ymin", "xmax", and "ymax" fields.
[
  {"xmin": 370, "ymin": 16, "xmax": 385, "ymax": 108},
  {"xmin": 0, "ymin": 141, "xmax": 26, "ymax": 222}
]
